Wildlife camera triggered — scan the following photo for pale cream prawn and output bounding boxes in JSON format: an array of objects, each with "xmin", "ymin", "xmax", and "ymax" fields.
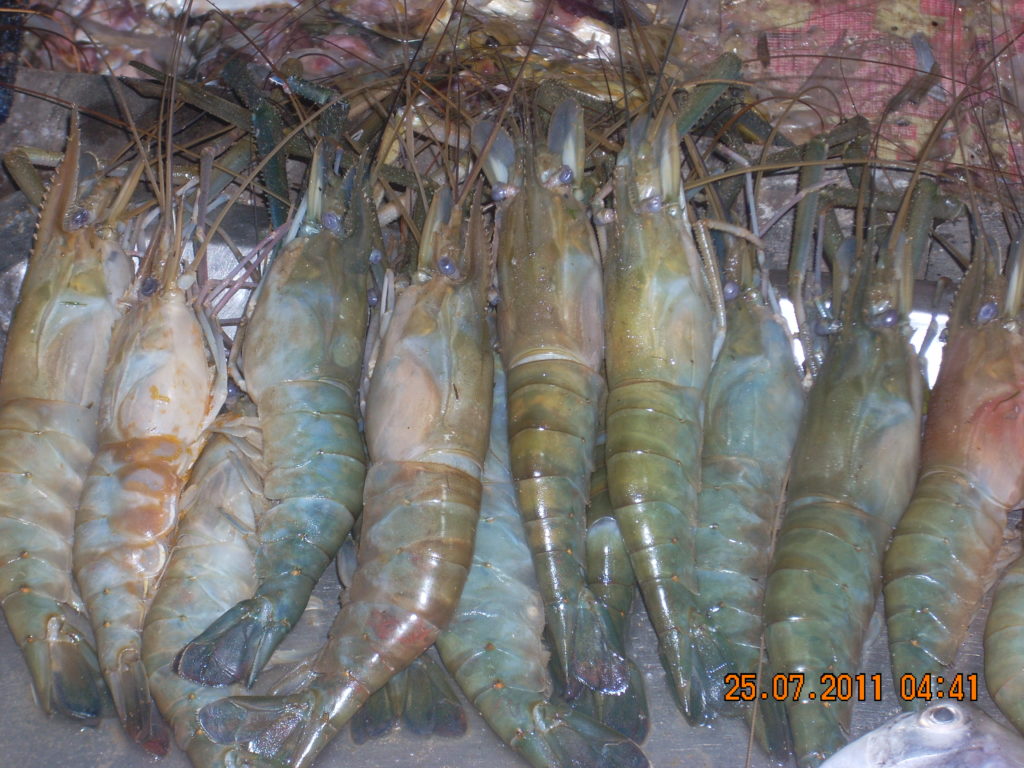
[
  {"xmin": 73, "ymin": 192, "xmax": 226, "ymax": 753},
  {"xmin": 0, "ymin": 114, "xmax": 133, "ymax": 724}
]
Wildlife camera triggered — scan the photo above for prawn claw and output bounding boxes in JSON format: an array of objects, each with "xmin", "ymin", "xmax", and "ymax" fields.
[{"xmin": 176, "ymin": 596, "xmax": 280, "ymax": 687}]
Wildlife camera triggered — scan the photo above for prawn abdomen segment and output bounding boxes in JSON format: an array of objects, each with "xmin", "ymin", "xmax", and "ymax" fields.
[
  {"xmin": 354, "ymin": 459, "xmax": 479, "ymax": 623},
  {"xmin": 885, "ymin": 468, "xmax": 1009, "ymax": 698},
  {"xmin": 75, "ymin": 436, "xmax": 185, "ymax": 645},
  {"xmin": 606, "ymin": 375, "xmax": 702, "ymax": 697},
  {"xmin": 505, "ymin": 357, "xmax": 619, "ymax": 692},
  {"xmin": 0, "ymin": 400, "xmax": 107, "ymax": 722},
  {"xmin": 178, "ymin": 377, "xmax": 365, "ymax": 688},
  {"xmin": 0, "ymin": 400, "xmax": 94, "ymax": 611}
]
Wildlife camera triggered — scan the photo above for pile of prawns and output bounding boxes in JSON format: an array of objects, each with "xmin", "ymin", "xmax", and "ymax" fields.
[{"xmin": 3, "ymin": 34, "xmax": 1024, "ymax": 768}]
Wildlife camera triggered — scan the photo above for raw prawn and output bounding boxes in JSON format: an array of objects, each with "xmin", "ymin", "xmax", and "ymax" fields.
[
  {"xmin": 481, "ymin": 99, "xmax": 641, "ymax": 718},
  {"xmin": 603, "ymin": 111, "xmax": 722, "ymax": 723},
  {"xmin": 0, "ymin": 115, "xmax": 132, "ymax": 723},
  {"xmin": 142, "ymin": 398, "xmax": 275, "ymax": 767},
  {"xmin": 436, "ymin": 342, "xmax": 648, "ymax": 768},
  {"xmin": 73, "ymin": 187, "xmax": 227, "ymax": 753},
  {"xmin": 886, "ymin": 236, "xmax": 1024, "ymax": 705},
  {"xmin": 694, "ymin": 244, "xmax": 803, "ymax": 756},
  {"xmin": 763, "ymin": 185, "xmax": 925, "ymax": 766},
  {"xmin": 177, "ymin": 144, "xmax": 373, "ymax": 689},
  {"xmin": 986, "ymin": 544, "xmax": 1024, "ymax": 735},
  {"xmin": 197, "ymin": 185, "xmax": 493, "ymax": 768}
]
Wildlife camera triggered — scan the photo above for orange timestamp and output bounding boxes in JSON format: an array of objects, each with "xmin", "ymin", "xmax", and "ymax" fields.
[
  {"xmin": 898, "ymin": 673, "xmax": 979, "ymax": 703},
  {"xmin": 723, "ymin": 673, "xmax": 883, "ymax": 702}
]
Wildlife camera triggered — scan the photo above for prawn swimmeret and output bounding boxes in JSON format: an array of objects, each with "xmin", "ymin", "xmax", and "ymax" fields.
[
  {"xmin": 198, "ymin": 185, "xmax": 493, "ymax": 768},
  {"xmin": 0, "ymin": 115, "xmax": 132, "ymax": 724}
]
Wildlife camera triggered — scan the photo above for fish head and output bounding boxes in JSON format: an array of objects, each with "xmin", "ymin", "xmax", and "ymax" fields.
[{"xmin": 821, "ymin": 703, "xmax": 1024, "ymax": 768}]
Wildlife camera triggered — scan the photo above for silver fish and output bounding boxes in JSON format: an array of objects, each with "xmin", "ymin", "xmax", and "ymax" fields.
[{"xmin": 820, "ymin": 703, "xmax": 1024, "ymax": 767}]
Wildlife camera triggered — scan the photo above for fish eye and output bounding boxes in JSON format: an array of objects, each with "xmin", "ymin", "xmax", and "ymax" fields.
[
  {"xmin": 723, "ymin": 281, "xmax": 740, "ymax": 301},
  {"xmin": 977, "ymin": 301, "xmax": 998, "ymax": 323},
  {"xmin": 921, "ymin": 704, "xmax": 962, "ymax": 728}
]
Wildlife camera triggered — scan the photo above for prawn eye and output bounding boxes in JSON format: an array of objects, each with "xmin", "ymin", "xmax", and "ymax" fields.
[
  {"xmin": 556, "ymin": 164, "xmax": 574, "ymax": 185},
  {"xmin": 321, "ymin": 211, "xmax": 341, "ymax": 232},
  {"xmin": 977, "ymin": 300, "xmax": 998, "ymax": 323},
  {"xmin": 369, "ymin": 248, "xmax": 383, "ymax": 265},
  {"xmin": 593, "ymin": 208, "xmax": 616, "ymax": 225},
  {"xmin": 814, "ymin": 319, "xmax": 835, "ymax": 336},
  {"xmin": 640, "ymin": 195, "xmax": 662, "ymax": 213},
  {"xmin": 492, "ymin": 183, "xmax": 518, "ymax": 202},
  {"xmin": 723, "ymin": 280, "xmax": 740, "ymax": 301},
  {"xmin": 66, "ymin": 206, "xmax": 91, "ymax": 230},
  {"xmin": 870, "ymin": 308, "xmax": 899, "ymax": 328},
  {"xmin": 367, "ymin": 287, "xmax": 379, "ymax": 307},
  {"xmin": 438, "ymin": 255, "xmax": 461, "ymax": 279},
  {"xmin": 140, "ymin": 276, "xmax": 159, "ymax": 297}
]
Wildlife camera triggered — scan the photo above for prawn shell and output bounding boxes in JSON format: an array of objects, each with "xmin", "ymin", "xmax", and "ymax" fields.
[
  {"xmin": 885, "ymin": 320, "xmax": 1024, "ymax": 702},
  {"xmin": 74, "ymin": 284, "xmax": 224, "ymax": 751},
  {"xmin": 764, "ymin": 321, "xmax": 923, "ymax": 767},
  {"xmin": 142, "ymin": 405, "xmax": 266, "ymax": 764},
  {"xmin": 604, "ymin": 130, "xmax": 716, "ymax": 722},
  {"xmin": 0, "ymin": 120, "xmax": 132, "ymax": 723},
  {"xmin": 695, "ymin": 288, "xmax": 802, "ymax": 752}
]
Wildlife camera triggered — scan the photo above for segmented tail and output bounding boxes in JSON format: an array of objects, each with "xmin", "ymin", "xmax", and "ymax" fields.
[{"xmin": 513, "ymin": 701, "xmax": 649, "ymax": 768}]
